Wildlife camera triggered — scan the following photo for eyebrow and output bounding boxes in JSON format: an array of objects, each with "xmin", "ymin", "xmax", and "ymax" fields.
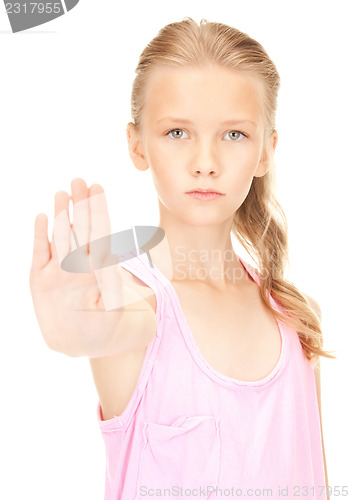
[{"xmin": 156, "ymin": 116, "xmax": 258, "ymax": 128}]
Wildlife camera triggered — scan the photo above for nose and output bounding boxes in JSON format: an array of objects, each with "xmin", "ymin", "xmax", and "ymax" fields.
[{"xmin": 191, "ymin": 141, "xmax": 219, "ymax": 175}]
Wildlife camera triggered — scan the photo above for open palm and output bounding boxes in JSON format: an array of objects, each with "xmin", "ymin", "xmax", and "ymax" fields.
[{"xmin": 29, "ymin": 178, "xmax": 126, "ymax": 357}]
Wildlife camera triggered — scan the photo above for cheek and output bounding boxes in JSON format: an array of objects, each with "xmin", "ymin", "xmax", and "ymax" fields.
[
  {"xmin": 226, "ymin": 154, "xmax": 257, "ymax": 189},
  {"xmin": 223, "ymin": 154, "xmax": 259, "ymax": 207},
  {"xmin": 147, "ymin": 144, "xmax": 181, "ymax": 180},
  {"xmin": 148, "ymin": 155, "xmax": 181, "ymax": 199}
]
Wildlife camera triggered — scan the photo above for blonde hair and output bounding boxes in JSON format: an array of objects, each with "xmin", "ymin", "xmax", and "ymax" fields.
[{"xmin": 130, "ymin": 17, "xmax": 336, "ymax": 363}]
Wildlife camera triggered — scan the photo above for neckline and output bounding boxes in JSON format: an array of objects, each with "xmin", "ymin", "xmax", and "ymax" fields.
[{"xmin": 138, "ymin": 252, "xmax": 288, "ymax": 388}]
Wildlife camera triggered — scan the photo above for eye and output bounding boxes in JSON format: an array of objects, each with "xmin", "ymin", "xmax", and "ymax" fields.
[
  {"xmin": 164, "ymin": 128, "xmax": 249, "ymax": 141},
  {"xmin": 223, "ymin": 130, "xmax": 248, "ymax": 141},
  {"xmin": 165, "ymin": 129, "xmax": 189, "ymax": 139}
]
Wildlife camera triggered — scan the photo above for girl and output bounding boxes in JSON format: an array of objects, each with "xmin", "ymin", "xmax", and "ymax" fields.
[{"xmin": 29, "ymin": 17, "xmax": 336, "ymax": 500}]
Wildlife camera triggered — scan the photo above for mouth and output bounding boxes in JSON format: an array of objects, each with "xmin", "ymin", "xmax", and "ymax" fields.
[
  {"xmin": 185, "ymin": 188, "xmax": 224, "ymax": 195},
  {"xmin": 185, "ymin": 190, "xmax": 224, "ymax": 201}
]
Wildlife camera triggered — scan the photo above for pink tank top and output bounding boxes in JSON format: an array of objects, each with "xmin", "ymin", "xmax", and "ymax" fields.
[{"xmin": 96, "ymin": 252, "xmax": 326, "ymax": 499}]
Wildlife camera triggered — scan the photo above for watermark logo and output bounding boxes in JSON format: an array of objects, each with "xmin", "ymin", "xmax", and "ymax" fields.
[
  {"xmin": 61, "ymin": 225, "xmax": 165, "ymax": 273},
  {"xmin": 4, "ymin": 0, "xmax": 79, "ymax": 33}
]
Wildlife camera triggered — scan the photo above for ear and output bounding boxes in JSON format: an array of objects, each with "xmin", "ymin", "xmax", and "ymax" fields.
[
  {"xmin": 126, "ymin": 122, "xmax": 149, "ymax": 172},
  {"xmin": 254, "ymin": 129, "xmax": 278, "ymax": 178}
]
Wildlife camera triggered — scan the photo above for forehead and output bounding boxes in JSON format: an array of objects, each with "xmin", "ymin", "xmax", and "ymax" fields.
[{"xmin": 142, "ymin": 64, "xmax": 264, "ymax": 125}]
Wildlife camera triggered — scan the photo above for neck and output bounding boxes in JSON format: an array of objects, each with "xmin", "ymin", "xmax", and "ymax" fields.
[{"xmin": 147, "ymin": 218, "xmax": 251, "ymax": 290}]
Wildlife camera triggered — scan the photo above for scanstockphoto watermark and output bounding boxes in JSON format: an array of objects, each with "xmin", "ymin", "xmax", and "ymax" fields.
[
  {"xmin": 139, "ymin": 484, "xmax": 348, "ymax": 497},
  {"xmin": 174, "ymin": 245, "xmax": 284, "ymax": 282}
]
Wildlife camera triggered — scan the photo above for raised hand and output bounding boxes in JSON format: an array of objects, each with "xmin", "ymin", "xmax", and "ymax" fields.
[{"xmin": 29, "ymin": 178, "xmax": 132, "ymax": 357}]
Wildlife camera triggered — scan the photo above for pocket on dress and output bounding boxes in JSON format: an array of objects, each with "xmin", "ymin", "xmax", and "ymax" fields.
[{"xmin": 135, "ymin": 415, "xmax": 220, "ymax": 499}]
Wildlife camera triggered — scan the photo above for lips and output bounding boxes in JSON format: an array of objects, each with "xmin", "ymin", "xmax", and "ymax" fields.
[
  {"xmin": 186, "ymin": 191, "xmax": 224, "ymax": 201},
  {"xmin": 186, "ymin": 189, "xmax": 224, "ymax": 195}
]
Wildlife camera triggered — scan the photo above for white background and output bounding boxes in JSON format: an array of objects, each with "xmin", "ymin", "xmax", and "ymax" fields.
[{"xmin": 1, "ymin": 0, "xmax": 349, "ymax": 498}]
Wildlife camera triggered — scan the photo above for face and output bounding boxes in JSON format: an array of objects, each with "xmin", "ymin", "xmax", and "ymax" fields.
[{"xmin": 127, "ymin": 64, "xmax": 278, "ymax": 227}]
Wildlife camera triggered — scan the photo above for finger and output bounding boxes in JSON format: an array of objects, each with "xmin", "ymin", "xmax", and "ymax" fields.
[
  {"xmin": 89, "ymin": 184, "xmax": 111, "ymax": 241},
  {"xmin": 71, "ymin": 178, "xmax": 89, "ymax": 253},
  {"xmin": 88, "ymin": 184, "xmax": 122, "ymax": 310},
  {"xmin": 52, "ymin": 190, "xmax": 71, "ymax": 265},
  {"xmin": 89, "ymin": 184, "xmax": 112, "ymax": 267},
  {"xmin": 31, "ymin": 213, "xmax": 51, "ymax": 271}
]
